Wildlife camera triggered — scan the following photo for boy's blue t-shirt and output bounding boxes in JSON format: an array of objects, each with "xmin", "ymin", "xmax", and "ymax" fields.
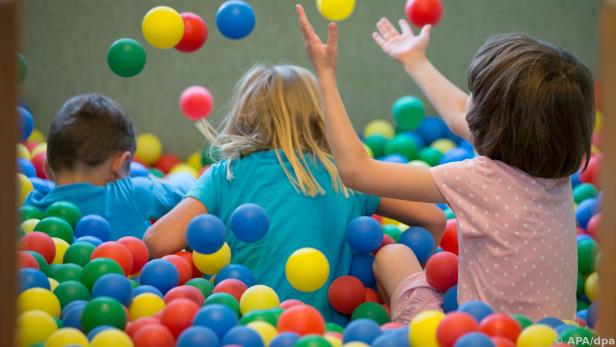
[
  {"xmin": 25, "ymin": 175, "xmax": 194, "ymax": 240},
  {"xmin": 187, "ymin": 150, "xmax": 380, "ymax": 323}
]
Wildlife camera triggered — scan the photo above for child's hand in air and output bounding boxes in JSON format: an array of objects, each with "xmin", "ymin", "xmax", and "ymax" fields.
[
  {"xmin": 373, "ymin": 18, "xmax": 431, "ymax": 69},
  {"xmin": 296, "ymin": 4, "xmax": 339, "ymax": 76}
]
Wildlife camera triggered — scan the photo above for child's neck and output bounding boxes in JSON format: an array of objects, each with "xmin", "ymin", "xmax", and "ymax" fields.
[{"xmin": 54, "ymin": 169, "xmax": 115, "ymax": 187}]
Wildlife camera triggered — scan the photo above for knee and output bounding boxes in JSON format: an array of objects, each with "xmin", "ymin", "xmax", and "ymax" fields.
[{"xmin": 373, "ymin": 244, "xmax": 413, "ymax": 273}]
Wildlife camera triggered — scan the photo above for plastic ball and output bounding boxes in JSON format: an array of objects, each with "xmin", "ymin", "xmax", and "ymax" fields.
[
  {"xmin": 74, "ymin": 215, "xmax": 111, "ymax": 242},
  {"xmin": 351, "ymin": 302, "xmax": 389, "ymax": 325},
  {"xmin": 384, "ymin": 134, "xmax": 418, "ymax": 161},
  {"xmin": 142, "ymin": 6, "xmax": 184, "ymax": 49},
  {"xmin": 81, "ymin": 296, "xmax": 126, "ymax": 332},
  {"xmin": 277, "ymin": 305, "xmax": 325, "ymax": 336},
  {"xmin": 107, "ymin": 38, "xmax": 146, "ymax": 77},
  {"xmin": 248, "ymin": 321, "xmax": 278, "ymax": 346},
  {"xmin": 91, "ymin": 329, "xmax": 133, "ymax": 347},
  {"xmin": 349, "ymin": 253, "xmax": 376, "ymax": 287},
  {"xmin": 405, "ymin": 0, "xmax": 443, "ymax": 27},
  {"xmin": 440, "ymin": 148, "xmax": 474, "ymax": 164},
  {"xmin": 179, "ymin": 85, "xmax": 214, "ymax": 121},
  {"xmin": 216, "ymin": 0, "xmax": 256, "ymax": 40},
  {"xmin": 92, "ymin": 273, "xmax": 133, "ymax": 306},
  {"xmin": 53, "ymin": 280, "xmax": 90, "ymax": 308},
  {"xmin": 285, "ymin": 247, "xmax": 330, "ymax": 292},
  {"xmin": 363, "ymin": 135, "xmax": 389, "ymax": 158},
  {"xmin": 417, "ymin": 117, "xmax": 447, "ymax": 144},
  {"xmin": 453, "ymin": 332, "xmax": 494, "ymax": 347},
  {"xmin": 342, "ymin": 319, "xmax": 381, "ymax": 344},
  {"xmin": 346, "ymin": 216, "xmax": 384, "ymax": 253},
  {"xmin": 164, "ymin": 285, "xmax": 205, "ymax": 306},
  {"xmin": 398, "ymin": 226, "xmax": 434, "ymax": 264},
  {"xmin": 18, "ymin": 107, "xmax": 34, "ymax": 142},
  {"xmin": 436, "ymin": 312, "xmax": 479, "ymax": 347},
  {"xmin": 418, "ymin": 147, "xmax": 443, "ymax": 167},
  {"xmin": 222, "ymin": 326, "xmax": 264, "ymax": 347},
  {"xmin": 230, "ymin": 203, "xmax": 269, "ymax": 243},
  {"xmin": 491, "ymin": 336, "xmax": 515, "ymax": 347},
  {"xmin": 426, "ymin": 251, "xmax": 458, "ymax": 292},
  {"xmin": 18, "ymin": 287, "xmax": 61, "ymax": 317},
  {"xmin": 50, "ymin": 263, "xmax": 83, "ymax": 283},
  {"xmin": 515, "ymin": 324, "xmax": 558, "ymax": 347},
  {"xmin": 50, "ymin": 238, "xmax": 69, "ymax": 265},
  {"xmin": 558, "ymin": 326, "xmax": 594, "ymax": 347},
  {"xmin": 118, "ymin": 236, "xmax": 150, "ymax": 274},
  {"xmin": 215, "ymin": 263, "xmax": 256, "ymax": 287},
  {"xmin": 19, "ymin": 268, "xmax": 50, "ymax": 292},
  {"xmin": 17, "ymin": 173, "xmax": 32, "ymax": 205},
  {"xmin": 585, "ymin": 272, "xmax": 599, "ymax": 302},
  {"xmin": 135, "ymin": 133, "xmax": 163, "ymax": 165},
  {"xmin": 364, "ymin": 120, "xmax": 394, "ymax": 139},
  {"xmin": 63, "ymin": 242, "xmax": 95, "ymax": 267},
  {"xmin": 510, "ymin": 314, "xmax": 533, "ymax": 330},
  {"xmin": 169, "ymin": 163, "xmax": 199, "ymax": 177},
  {"xmin": 133, "ymin": 324, "xmax": 175, "ymax": 347},
  {"xmin": 160, "ymin": 254, "xmax": 191, "ymax": 285},
  {"xmin": 193, "ymin": 242, "xmax": 232, "ymax": 275},
  {"xmin": 19, "ymin": 251, "xmax": 39, "ymax": 270},
  {"xmin": 18, "ymin": 157, "xmax": 36, "ymax": 178},
  {"xmin": 45, "ymin": 328, "xmax": 89, "ymax": 347},
  {"xmin": 25, "ymin": 250, "xmax": 49, "ymax": 274},
  {"xmin": 134, "ymin": 285, "xmax": 164, "ymax": 298},
  {"xmin": 392, "ymin": 96, "xmax": 424, "ymax": 132},
  {"xmin": 271, "ymin": 332, "xmax": 301, "ymax": 347},
  {"xmin": 17, "ymin": 310, "xmax": 58, "ymax": 347},
  {"xmin": 240, "ymin": 285, "xmax": 280, "ymax": 315},
  {"xmin": 140, "ymin": 259, "xmax": 179, "ymax": 294},
  {"xmin": 458, "ymin": 301, "xmax": 494, "ymax": 323},
  {"xmin": 372, "ymin": 328, "xmax": 409, "ymax": 347},
  {"xmin": 409, "ymin": 310, "xmax": 445, "ymax": 347},
  {"xmin": 573, "ymin": 183, "xmax": 598, "ymax": 204},
  {"xmin": 155, "ymin": 154, "xmax": 182, "ymax": 174},
  {"xmin": 586, "ymin": 302, "xmax": 598, "ymax": 329},
  {"xmin": 316, "ymin": 0, "xmax": 355, "ymax": 21},
  {"xmin": 44, "ymin": 201, "xmax": 82, "ymax": 227},
  {"xmin": 205, "ymin": 292, "xmax": 241, "ymax": 315},
  {"xmin": 586, "ymin": 214, "xmax": 600, "ymax": 240},
  {"xmin": 328, "ymin": 276, "xmax": 366, "ymax": 314},
  {"xmin": 479, "ymin": 313, "xmax": 521, "ymax": 342},
  {"xmin": 130, "ymin": 161, "xmax": 149, "ymax": 177},
  {"xmin": 178, "ymin": 326, "xmax": 220, "ymax": 347},
  {"xmin": 131, "ymin": 293, "xmax": 166, "ymax": 319},
  {"xmin": 176, "ymin": 12, "xmax": 208, "ymax": 52},
  {"xmin": 187, "ymin": 214, "xmax": 227, "ymax": 254},
  {"xmin": 577, "ymin": 236, "xmax": 599, "ymax": 274},
  {"xmin": 193, "ymin": 303, "xmax": 239, "ymax": 339},
  {"xmin": 440, "ymin": 219, "xmax": 459, "ymax": 254},
  {"xmin": 61, "ymin": 300, "xmax": 86, "ymax": 328},
  {"xmin": 91, "ymin": 241, "xmax": 134, "ymax": 275},
  {"xmin": 160, "ymin": 298, "xmax": 200, "ymax": 337},
  {"xmin": 35, "ymin": 216, "xmax": 73, "ymax": 244},
  {"xmin": 576, "ymin": 198, "xmax": 596, "ymax": 229},
  {"xmin": 19, "ymin": 205, "xmax": 42, "ymax": 223},
  {"xmin": 81, "ymin": 257, "xmax": 124, "ymax": 290},
  {"xmin": 213, "ymin": 278, "xmax": 248, "ymax": 301},
  {"xmin": 76, "ymin": 235, "xmax": 103, "ymax": 247}
]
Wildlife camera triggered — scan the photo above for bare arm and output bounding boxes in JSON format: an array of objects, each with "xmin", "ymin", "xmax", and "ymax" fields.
[
  {"xmin": 143, "ymin": 197, "xmax": 207, "ymax": 259},
  {"xmin": 377, "ymin": 198, "xmax": 446, "ymax": 244}
]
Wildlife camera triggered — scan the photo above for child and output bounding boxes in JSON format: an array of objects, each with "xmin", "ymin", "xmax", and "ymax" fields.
[
  {"xmin": 144, "ymin": 65, "xmax": 445, "ymax": 322},
  {"xmin": 296, "ymin": 5, "xmax": 594, "ymax": 322},
  {"xmin": 25, "ymin": 94, "xmax": 194, "ymax": 240}
]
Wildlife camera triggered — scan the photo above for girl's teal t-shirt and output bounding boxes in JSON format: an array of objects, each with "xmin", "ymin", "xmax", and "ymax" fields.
[{"xmin": 187, "ymin": 150, "xmax": 380, "ymax": 323}]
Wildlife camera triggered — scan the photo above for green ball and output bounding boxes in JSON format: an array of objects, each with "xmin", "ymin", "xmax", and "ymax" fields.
[
  {"xmin": 384, "ymin": 134, "xmax": 418, "ymax": 161},
  {"xmin": 44, "ymin": 201, "xmax": 83, "ymax": 227},
  {"xmin": 240, "ymin": 309, "xmax": 278, "ymax": 326},
  {"xmin": 418, "ymin": 147, "xmax": 443, "ymax": 167},
  {"xmin": 578, "ymin": 237, "xmax": 599, "ymax": 275},
  {"xmin": 17, "ymin": 226, "xmax": 25, "ymax": 238},
  {"xmin": 392, "ymin": 96, "xmax": 425, "ymax": 132},
  {"xmin": 81, "ymin": 258, "xmax": 124, "ymax": 290},
  {"xmin": 81, "ymin": 296, "xmax": 127, "ymax": 333},
  {"xmin": 363, "ymin": 135, "xmax": 389, "ymax": 158},
  {"xmin": 204, "ymin": 292, "xmax": 240, "ymax": 317},
  {"xmin": 63, "ymin": 242, "xmax": 95, "ymax": 267},
  {"xmin": 18, "ymin": 53, "xmax": 27, "ymax": 81},
  {"xmin": 107, "ymin": 38, "xmax": 146, "ymax": 78},
  {"xmin": 444, "ymin": 208, "xmax": 456, "ymax": 220},
  {"xmin": 129, "ymin": 279, "xmax": 139, "ymax": 289},
  {"xmin": 186, "ymin": 278, "xmax": 214, "ymax": 298},
  {"xmin": 47, "ymin": 264, "xmax": 63, "ymax": 279},
  {"xmin": 573, "ymin": 183, "xmax": 598, "ymax": 204},
  {"xmin": 511, "ymin": 314, "xmax": 533, "ymax": 329},
  {"xmin": 294, "ymin": 335, "xmax": 332, "ymax": 347},
  {"xmin": 383, "ymin": 225, "xmax": 402, "ymax": 243},
  {"xmin": 149, "ymin": 168, "xmax": 165, "ymax": 178},
  {"xmin": 325, "ymin": 322, "xmax": 344, "ymax": 333},
  {"xmin": 52, "ymin": 263, "xmax": 84, "ymax": 283},
  {"xmin": 19, "ymin": 205, "xmax": 43, "ymax": 222},
  {"xmin": 53, "ymin": 280, "xmax": 91, "ymax": 308},
  {"xmin": 268, "ymin": 307, "xmax": 283, "ymax": 323},
  {"xmin": 53, "ymin": 317, "xmax": 62, "ymax": 329},
  {"xmin": 35, "ymin": 217, "xmax": 74, "ymax": 244},
  {"xmin": 577, "ymin": 272, "xmax": 584, "ymax": 296},
  {"xmin": 201, "ymin": 145, "xmax": 220, "ymax": 166},
  {"xmin": 26, "ymin": 251, "xmax": 49, "ymax": 274},
  {"xmin": 351, "ymin": 302, "xmax": 390, "ymax": 325},
  {"xmin": 559, "ymin": 326, "xmax": 594, "ymax": 347},
  {"xmin": 577, "ymin": 297, "xmax": 590, "ymax": 311}
]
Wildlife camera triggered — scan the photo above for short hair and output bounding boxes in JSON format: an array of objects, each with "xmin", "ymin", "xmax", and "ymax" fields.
[
  {"xmin": 466, "ymin": 33, "xmax": 595, "ymax": 178},
  {"xmin": 47, "ymin": 94, "xmax": 136, "ymax": 173}
]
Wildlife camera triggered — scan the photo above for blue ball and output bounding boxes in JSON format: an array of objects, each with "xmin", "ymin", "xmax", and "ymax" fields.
[
  {"xmin": 133, "ymin": 285, "xmax": 164, "ymax": 298},
  {"xmin": 346, "ymin": 216, "xmax": 384, "ymax": 253},
  {"xmin": 576, "ymin": 309, "xmax": 588, "ymax": 323},
  {"xmin": 221, "ymin": 326, "xmax": 263, "ymax": 347},
  {"xmin": 398, "ymin": 227, "xmax": 434, "ymax": 264},
  {"xmin": 74, "ymin": 215, "xmax": 112, "ymax": 242},
  {"xmin": 18, "ymin": 107, "xmax": 34, "ymax": 142},
  {"xmin": 379, "ymin": 154, "xmax": 408, "ymax": 164},
  {"xmin": 87, "ymin": 326, "xmax": 116, "ymax": 341},
  {"xmin": 214, "ymin": 264, "xmax": 256, "ymax": 287},
  {"xmin": 139, "ymin": 259, "xmax": 179, "ymax": 294},
  {"xmin": 62, "ymin": 300, "xmax": 87, "ymax": 320},
  {"xmin": 215, "ymin": 0, "xmax": 256, "ymax": 40},
  {"xmin": 62, "ymin": 302, "xmax": 85, "ymax": 329},
  {"xmin": 187, "ymin": 214, "xmax": 227, "ymax": 254},
  {"xmin": 594, "ymin": 192, "xmax": 603, "ymax": 214},
  {"xmin": 458, "ymin": 301, "xmax": 494, "ymax": 322},
  {"xmin": 453, "ymin": 332, "xmax": 495, "ymax": 347},
  {"xmin": 576, "ymin": 198, "xmax": 596, "ymax": 229},
  {"xmin": 555, "ymin": 324, "xmax": 576, "ymax": 335},
  {"xmin": 444, "ymin": 126, "xmax": 463, "ymax": 144},
  {"xmin": 130, "ymin": 162, "xmax": 149, "ymax": 177},
  {"xmin": 18, "ymin": 158, "xmax": 36, "ymax": 178},
  {"xmin": 536, "ymin": 316, "xmax": 564, "ymax": 328},
  {"xmin": 193, "ymin": 304, "xmax": 238, "ymax": 339},
  {"xmin": 92, "ymin": 273, "xmax": 133, "ymax": 306},
  {"xmin": 417, "ymin": 117, "xmax": 447, "ymax": 145},
  {"xmin": 19, "ymin": 268, "xmax": 50, "ymax": 292},
  {"xmin": 178, "ymin": 326, "xmax": 221, "ymax": 347},
  {"xmin": 30, "ymin": 177, "xmax": 54, "ymax": 194},
  {"xmin": 587, "ymin": 302, "xmax": 598, "ymax": 328},
  {"xmin": 458, "ymin": 140, "xmax": 475, "ymax": 153},
  {"xmin": 343, "ymin": 318, "xmax": 382, "ymax": 344},
  {"xmin": 75, "ymin": 236, "xmax": 103, "ymax": 247},
  {"xmin": 270, "ymin": 332, "xmax": 300, "ymax": 347},
  {"xmin": 230, "ymin": 203, "xmax": 269, "ymax": 243},
  {"xmin": 442, "ymin": 285, "xmax": 458, "ymax": 313},
  {"xmin": 350, "ymin": 253, "xmax": 376, "ymax": 287},
  {"xmin": 571, "ymin": 172, "xmax": 581, "ymax": 188},
  {"xmin": 400, "ymin": 132, "xmax": 426, "ymax": 149},
  {"xmin": 377, "ymin": 327, "xmax": 410, "ymax": 347},
  {"xmin": 440, "ymin": 148, "xmax": 474, "ymax": 164}
]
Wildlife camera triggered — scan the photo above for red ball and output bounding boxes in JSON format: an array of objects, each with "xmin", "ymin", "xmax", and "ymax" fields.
[
  {"xmin": 19, "ymin": 232, "xmax": 55, "ymax": 264},
  {"xmin": 365, "ymin": 287, "xmax": 381, "ymax": 303},
  {"xmin": 436, "ymin": 312, "xmax": 479, "ymax": 347},
  {"xmin": 580, "ymin": 154, "xmax": 602, "ymax": 187},
  {"xmin": 328, "ymin": 276, "xmax": 366, "ymax": 315},
  {"xmin": 25, "ymin": 140, "xmax": 39, "ymax": 152},
  {"xmin": 491, "ymin": 336, "xmax": 516, "ymax": 347},
  {"xmin": 213, "ymin": 279, "xmax": 248, "ymax": 302},
  {"xmin": 31, "ymin": 152, "xmax": 47, "ymax": 179},
  {"xmin": 91, "ymin": 241, "xmax": 134, "ymax": 275},
  {"xmin": 440, "ymin": 219, "xmax": 459, "ymax": 255},
  {"xmin": 126, "ymin": 317, "xmax": 160, "ymax": 338},
  {"xmin": 175, "ymin": 12, "xmax": 208, "ymax": 53},
  {"xmin": 162, "ymin": 254, "xmax": 191, "ymax": 285},
  {"xmin": 117, "ymin": 236, "xmax": 149, "ymax": 275},
  {"xmin": 371, "ymin": 214, "xmax": 383, "ymax": 224},
  {"xmin": 179, "ymin": 86, "xmax": 214, "ymax": 121},
  {"xmin": 160, "ymin": 298, "xmax": 200, "ymax": 337},
  {"xmin": 373, "ymin": 234, "xmax": 395, "ymax": 255},
  {"xmin": 154, "ymin": 154, "xmax": 183, "ymax": 174},
  {"xmin": 576, "ymin": 227, "xmax": 586, "ymax": 236},
  {"xmin": 587, "ymin": 213, "xmax": 600, "ymax": 241},
  {"xmin": 164, "ymin": 285, "xmax": 205, "ymax": 306},
  {"xmin": 479, "ymin": 313, "xmax": 522, "ymax": 342},
  {"xmin": 277, "ymin": 305, "xmax": 325, "ymax": 336},
  {"xmin": 280, "ymin": 299, "xmax": 304, "ymax": 310},
  {"xmin": 133, "ymin": 324, "xmax": 175, "ymax": 347},
  {"xmin": 405, "ymin": 0, "xmax": 443, "ymax": 27},
  {"xmin": 19, "ymin": 251, "xmax": 39, "ymax": 269},
  {"xmin": 425, "ymin": 251, "xmax": 458, "ymax": 292},
  {"xmin": 174, "ymin": 250, "xmax": 202, "ymax": 279}
]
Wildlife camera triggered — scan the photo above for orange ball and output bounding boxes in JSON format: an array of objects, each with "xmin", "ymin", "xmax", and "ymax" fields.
[{"xmin": 277, "ymin": 305, "xmax": 325, "ymax": 336}]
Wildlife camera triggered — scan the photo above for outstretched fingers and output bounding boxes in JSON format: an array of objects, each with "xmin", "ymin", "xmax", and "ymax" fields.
[
  {"xmin": 376, "ymin": 17, "xmax": 400, "ymax": 40},
  {"xmin": 296, "ymin": 4, "xmax": 322, "ymax": 44},
  {"xmin": 372, "ymin": 32, "xmax": 386, "ymax": 47},
  {"xmin": 327, "ymin": 22, "xmax": 339, "ymax": 52},
  {"xmin": 398, "ymin": 19, "xmax": 413, "ymax": 36}
]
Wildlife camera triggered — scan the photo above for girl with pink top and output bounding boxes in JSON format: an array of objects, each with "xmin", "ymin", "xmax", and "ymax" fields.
[{"xmin": 296, "ymin": 5, "xmax": 595, "ymax": 322}]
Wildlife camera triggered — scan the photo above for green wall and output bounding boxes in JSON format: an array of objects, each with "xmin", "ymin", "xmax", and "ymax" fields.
[{"xmin": 21, "ymin": 0, "xmax": 600, "ymax": 156}]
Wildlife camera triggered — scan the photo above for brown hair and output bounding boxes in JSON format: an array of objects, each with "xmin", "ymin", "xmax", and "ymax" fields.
[
  {"xmin": 47, "ymin": 93, "xmax": 136, "ymax": 173},
  {"xmin": 466, "ymin": 33, "xmax": 595, "ymax": 178}
]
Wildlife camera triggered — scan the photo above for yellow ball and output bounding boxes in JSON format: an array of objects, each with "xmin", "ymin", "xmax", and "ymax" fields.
[
  {"xmin": 18, "ymin": 288, "xmax": 61, "ymax": 317},
  {"xmin": 363, "ymin": 144, "xmax": 373, "ymax": 158},
  {"xmin": 18, "ymin": 173, "xmax": 33, "ymax": 205},
  {"xmin": 562, "ymin": 319, "xmax": 579, "ymax": 327},
  {"xmin": 409, "ymin": 160, "xmax": 430, "ymax": 167},
  {"xmin": 16, "ymin": 310, "xmax": 58, "ymax": 347},
  {"xmin": 187, "ymin": 151, "xmax": 203, "ymax": 171},
  {"xmin": 247, "ymin": 321, "xmax": 278, "ymax": 347},
  {"xmin": 130, "ymin": 293, "xmax": 166, "ymax": 319},
  {"xmin": 45, "ymin": 328, "xmax": 89, "ymax": 347},
  {"xmin": 193, "ymin": 243, "xmax": 231, "ymax": 275},
  {"xmin": 170, "ymin": 163, "xmax": 199, "ymax": 178},
  {"xmin": 135, "ymin": 133, "xmax": 163, "ymax": 165},
  {"xmin": 364, "ymin": 119, "xmax": 394, "ymax": 139},
  {"xmin": 31, "ymin": 142, "xmax": 47, "ymax": 157},
  {"xmin": 325, "ymin": 333, "xmax": 343, "ymax": 347},
  {"xmin": 142, "ymin": 6, "xmax": 184, "ymax": 49},
  {"xmin": 316, "ymin": 0, "xmax": 356, "ymax": 21},
  {"xmin": 52, "ymin": 237, "xmax": 70, "ymax": 264},
  {"xmin": 380, "ymin": 217, "xmax": 400, "ymax": 226},
  {"xmin": 591, "ymin": 145, "xmax": 601, "ymax": 155},
  {"xmin": 21, "ymin": 218, "xmax": 40, "ymax": 233},
  {"xmin": 431, "ymin": 139, "xmax": 456, "ymax": 154},
  {"xmin": 49, "ymin": 278, "xmax": 59, "ymax": 291},
  {"xmin": 240, "ymin": 285, "xmax": 280, "ymax": 315},
  {"xmin": 343, "ymin": 343, "xmax": 369, "ymax": 347},
  {"xmin": 91, "ymin": 329, "xmax": 134, "ymax": 347},
  {"xmin": 409, "ymin": 310, "xmax": 445, "ymax": 347},
  {"xmin": 17, "ymin": 143, "xmax": 31, "ymax": 160},
  {"xmin": 29, "ymin": 128, "xmax": 46, "ymax": 143},
  {"xmin": 285, "ymin": 247, "xmax": 330, "ymax": 292},
  {"xmin": 516, "ymin": 324, "xmax": 558, "ymax": 347},
  {"xmin": 585, "ymin": 272, "xmax": 599, "ymax": 302},
  {"xmin": 595, "ymin": 111, "xmax": 603, "ymax": 132}
]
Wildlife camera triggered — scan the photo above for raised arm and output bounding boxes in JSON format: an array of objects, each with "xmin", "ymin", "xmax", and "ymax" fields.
[{"xmin": 373, "ymin": 18, "xmax": 471, "ymax": 140}]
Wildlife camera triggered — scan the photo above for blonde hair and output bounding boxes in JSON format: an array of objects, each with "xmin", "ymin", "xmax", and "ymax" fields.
[{"xmin": 197, "ymin": 65, "xmax": 349, "ymax": 197}]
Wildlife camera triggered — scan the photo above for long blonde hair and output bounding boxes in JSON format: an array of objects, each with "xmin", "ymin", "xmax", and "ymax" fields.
[{"xmin": 197, "ymin": 65, "xmax": 349, "ymax": 197}]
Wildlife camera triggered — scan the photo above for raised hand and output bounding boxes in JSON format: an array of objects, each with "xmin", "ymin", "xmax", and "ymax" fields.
[
  {"xmin": 373, "ymin": 18, "xmax": 431, "ymax": 68},
  {"xmin": 296, "ymin": 4, "xmax": 339, "ymax": 75}
]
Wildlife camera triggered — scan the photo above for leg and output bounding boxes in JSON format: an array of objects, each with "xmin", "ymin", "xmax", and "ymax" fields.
[{"xmin": 373, "ymin": 244, "xmax": 423, "ymax": 303}]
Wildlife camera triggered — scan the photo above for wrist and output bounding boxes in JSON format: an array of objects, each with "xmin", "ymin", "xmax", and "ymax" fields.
[
  {"xmin": 402, "ymin": 55, "xmax": 430, "ymax": 76},
  {"xmin": 316, "ymin": 69, "xmax": 337, "ymax": 85}
]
